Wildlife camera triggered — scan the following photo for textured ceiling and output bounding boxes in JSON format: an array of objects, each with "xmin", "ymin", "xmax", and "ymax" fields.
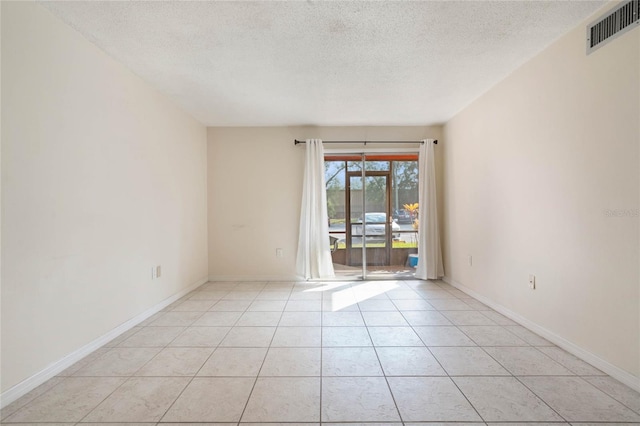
[{"xmin": 41, "ymin": 1, "xmax": 605, "ymax": 126}]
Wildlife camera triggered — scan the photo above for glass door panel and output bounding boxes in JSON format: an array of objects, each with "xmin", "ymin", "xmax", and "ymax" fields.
[
  {"xmin": 346, "ymin": 174, "xmax": 363, "ymax": 273},
  {"xmin": 346, "ymin": 172, "xmax": 391, "ymax": 278},
  {"xmin": 326, "ymin": 154, "xmax": 419, "ymax": 280},
  {"xmin": 364, "ymin": 174, "xmax": 391, "ymax": 277},
  {"xmin": 325, "ymin": 160, "xmax": 356, "ymax": 277}
]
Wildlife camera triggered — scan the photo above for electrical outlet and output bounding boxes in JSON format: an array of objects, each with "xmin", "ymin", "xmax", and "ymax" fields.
[
  {"xmin": 156, "ymin": 265, "xmax": 162, "ymax": 278},
  {"xmin": 529, "ymin": 274, "xmax": 536, "ymax": 289},
  {"xmin": 276, "ymin": 248, "xmax": 283, "ymax": 258},
  {"xmin": 151, "ymin": 267, "xmax": 156, "ymax": 280}
]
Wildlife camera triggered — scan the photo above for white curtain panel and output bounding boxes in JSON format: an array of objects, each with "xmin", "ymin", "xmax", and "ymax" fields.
[
  {"xmin": 415, "ymin": 139, "xmax": 444, "ymax": 280},
  {"xmin": 296, "ymin": 139, "xmax": 335, "ymax": 279}
]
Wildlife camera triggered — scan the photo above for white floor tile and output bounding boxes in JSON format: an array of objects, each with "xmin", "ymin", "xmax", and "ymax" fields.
[
  {"xmin": 261, "ymin": 347, "xmax": 321, "ymax": 376},
  {"xmin": 322, "ymin": 377, "xmax": 400, "ymax": 422},
  {"xmin": 198, "ymin": 347, "xmax": 267, "ymax": 376},
  {"xmin": 430, "ymin": 347, "xmax": 510, "ymax": 376},
  {"xmin": 322, "ymin": 327, "xmax": 372, "ymax": 347},
  {"xmin": 242, "ymin": 378, "xmax": 321, "ymax": 422},
  {"xmin": 376, "ymin": 346, "xmax": 446, "ymax": 376},
  {"xmin": 8, "ymin": 279, "xmax": 636, "ymax": 426},
  {"xmin": 387, "ymin": 377, "xmax": 481, "ymax": 422},
  {"xmin": 322, "ymin": 347, "xmax": 383, "ymax": 376},
  {"xmin": 161, "ymin": 377, "xmax": 254, "ymax": 422},
  {"xmin": 454, "ymin": 376, "xmax": 563, "ymax": 422},
  {"xmin": 483, "ymin": 346, "xmax": 573, "ymax": 376},
  {"xmin": 219, "ymin": 327, "xmax": 276, "ymax": 347},
  {"xmin": 520, "ymin": 376, "xmax": 640, "ymax": 422}
]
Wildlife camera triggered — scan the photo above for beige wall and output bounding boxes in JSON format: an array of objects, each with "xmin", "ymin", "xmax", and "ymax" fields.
[
  {"xmin": 443, "ymin": 3, "xmax": 639, "ymax": 381},
  {"xmin": 207, "ymin": 126, "xmax": 443, "ymax": 280},
  {"xmin": 1, "ymin": 2, "xmax": 208, "ymax": 392},
  {"xmin": 0, "ymin": 1, "xmax": 3, "ymax": 391}
]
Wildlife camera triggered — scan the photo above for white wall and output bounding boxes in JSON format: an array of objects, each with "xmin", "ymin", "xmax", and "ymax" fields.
[
  {"xmin": 207, "ymin": 126, "xmax": 443, "ymax": 280},
  {"xmin": 443, "ymin": 3, "xmax": 639, "ymax": 382},
  {"xmin": 1, "ymin": 2, "xmax": 208, "ymax": 392},
  {"xmin": 0, "ymin": 1, "xmax": 3, "ymax": 393}
]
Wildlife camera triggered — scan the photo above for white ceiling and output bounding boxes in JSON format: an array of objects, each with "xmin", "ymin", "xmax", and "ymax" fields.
[{"xmin": 41, "ymin": 1, "xmax": 605, "ymax": 127}]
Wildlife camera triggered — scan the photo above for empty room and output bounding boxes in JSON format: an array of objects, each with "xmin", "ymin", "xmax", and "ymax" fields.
[{"xmin": 1, "ymin": 0, "xmax": 639, "ymax": 424}]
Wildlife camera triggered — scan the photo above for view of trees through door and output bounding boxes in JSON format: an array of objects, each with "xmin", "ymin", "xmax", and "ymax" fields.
[{"xmin": 325, "ymin": 154, "xmax": 419, "ymax": 279}]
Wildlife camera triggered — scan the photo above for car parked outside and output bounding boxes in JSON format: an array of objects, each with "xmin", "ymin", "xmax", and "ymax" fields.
[
  {"xmin": 352, "ymin": 212, "xmax": 401, "ymax": 239},
  {"xmin": 393, "ymin": 209, "xmax": 413, "ymax": 224}
]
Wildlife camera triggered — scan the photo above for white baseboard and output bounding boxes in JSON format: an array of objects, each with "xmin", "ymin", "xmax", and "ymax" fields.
[
  {"xmin": 0, "ymin": 276, "xmax": 209, "ymax": 409},
  {"xmin": 207, "ymin": 275, "xmax": 419, "ymax": 283},
  {"xmin": 208, "ymin": 275, "xmax": 301, "ymax": 282},
  {"xmin": 442, "ymin": 276, "xmax": 640, "ymax": 393}
]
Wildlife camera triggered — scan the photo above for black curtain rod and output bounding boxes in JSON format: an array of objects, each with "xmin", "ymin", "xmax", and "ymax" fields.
[{"xmin": 294, "ymin": 139, "xmax": 437, "ymax": 145}]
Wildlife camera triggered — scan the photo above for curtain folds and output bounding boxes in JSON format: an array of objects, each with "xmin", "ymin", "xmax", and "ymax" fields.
[
  {"xmin": 296, "ymin": 139, "xmax": 335, "ymax": 280},
  {"xmin": 415, "ymin": 139, "xmax": 444, "ymax": 280}
]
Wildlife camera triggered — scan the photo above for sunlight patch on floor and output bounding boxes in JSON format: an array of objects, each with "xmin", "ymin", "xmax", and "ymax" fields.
[{"xmin": 327, "ymin": 281, "xmax": 401, "ymax": 312}]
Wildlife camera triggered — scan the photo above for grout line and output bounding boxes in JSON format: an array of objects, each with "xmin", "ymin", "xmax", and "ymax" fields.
[
  {"xmin": 358, "ymin": 285, "xmax": 404, "ymax": 424},
  {"xmin": 154, "ymin": 285, "xmax": 242, "ymax": 423},
  {"xmin": 511, "ymin": 374, "xmax": 569, "ymax": 423},
  {"xmin": 449, "ymin": 377, "xmax": 487, "ymax": 424},
  {"xmin": 155, "ymin": 282, "xmax": 252, "ymax": 423},
  {"xmin": 579, "ymin": 376, "xmax": 640, "ymax": 416},
  {"xmin": 396, "ymin": 297, "xmax": 486, "ymax": 423},
  {"xmin": 0, "ymin": 377, "xmax": 68, "ymax": 422},
  {"xmin": 235, "ymin": 287, "xmax": 289, "ymax": 424},
  {"xmin": 472, "ymin": 338, "xmax": 569, "ymax": 423},
  {"xmin": 72, "ymin": 285, "xmax": 240, "ymax": 424}
]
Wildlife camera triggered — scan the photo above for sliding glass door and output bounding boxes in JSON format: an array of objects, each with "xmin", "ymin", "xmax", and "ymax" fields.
[
  {"xmin": 346, "ymin": 172, "xmax": 392, "ymax": 276},
  {"xmin": 326, "ymin": 154, "xmax": 419, "ymax": 279}
]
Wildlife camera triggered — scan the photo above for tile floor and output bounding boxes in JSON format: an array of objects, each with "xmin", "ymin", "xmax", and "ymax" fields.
[{"xmin": 2, "ymin": 279, "xmax": 639, "ymax": 425}]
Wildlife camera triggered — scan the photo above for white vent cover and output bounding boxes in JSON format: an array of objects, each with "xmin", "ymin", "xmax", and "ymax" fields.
[{"xmin": 587, "ymin": 0, "xmax": 639, "ymax": 54}]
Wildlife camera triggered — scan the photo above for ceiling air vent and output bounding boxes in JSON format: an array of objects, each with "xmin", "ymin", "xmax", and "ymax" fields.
[{"xmin": 587, "ymin": 0, "xmax": 639, "ymax": 54}]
